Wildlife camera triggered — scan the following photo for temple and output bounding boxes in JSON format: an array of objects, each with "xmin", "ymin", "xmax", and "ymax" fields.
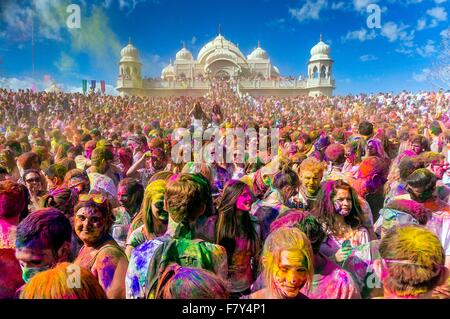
[{"xmin": 116, "ymin": 34, "xmax": 335, "ymax": 97}]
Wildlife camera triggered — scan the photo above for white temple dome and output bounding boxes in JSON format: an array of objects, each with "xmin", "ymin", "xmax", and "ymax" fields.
[
  {"xmin": 309, "ymin": 35, "xmax": 331, "ymax": 62},
  {"xmin": 206, "ymin": 48, "xmax": 237, "ymax": 64},
  {"xmin": 161, "ymin": 62, "xmax": 175, "ymax": 79},
  {"xmin": 248, "ymin": 41, "xmax": 269, "ymax": 60},
  {"xmin": 176, "ymin": 47, "xmax": 193, "ymax": 61},
  {"xmin": 120, "ymin": 39, "xmax": 140, "ymax": 63},
  {"xmin": 197, "ymin": 34, "xmax": 246, "ymax": 63}
]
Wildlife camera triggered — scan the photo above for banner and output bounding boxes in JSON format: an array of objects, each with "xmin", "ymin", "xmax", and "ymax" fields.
[
  {"xmin": 82, "ymin": 80, "xmax": 87, "ymax": 95},
  {"xmin": 91, "ymin": 80, "xmax": 96, "ymax": 91},
  {"xmin": 100, "ymin": 80, "xmax": 106, "ymax": 94}
]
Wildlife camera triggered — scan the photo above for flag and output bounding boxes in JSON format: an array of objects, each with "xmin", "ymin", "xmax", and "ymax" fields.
[
  {"xmin": 82, "ymin": 80, "xmax": 87, "ymax": 94},
  {"xmin": 31, "ymin": 83, "xmax": 36, "ymax": 93},
  {"xmin": 100, "ymin": 80, "xmax": 106, "ymax": 94},
  {"xmin": 91, "ymin": 80, "xmax": 96, "ymax": 91}
]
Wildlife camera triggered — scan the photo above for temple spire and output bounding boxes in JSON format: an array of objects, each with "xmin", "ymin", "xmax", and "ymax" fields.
[
  {"xmin": 258, "ymin": 40, "xmax": 260, "ymax": 48},
  {"xmin": 128, "ymin": 36, "xmax": 132, "ymax": 44},
  {"xmin": 320, "ymin": 33, "xmax": 323, "ymax": 42},
  {"xmin": 218, "ymin": 24, "xmax": 221, "ymax": 35},
  {"xmin": 182, "ymin": 41, "xmax": 186, "ymax": 49}
]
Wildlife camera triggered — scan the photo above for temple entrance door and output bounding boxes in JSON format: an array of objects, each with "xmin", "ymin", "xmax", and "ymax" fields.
[{"xmin": 215, "ymin": 70, "xmax": 230, "ymax": 80}]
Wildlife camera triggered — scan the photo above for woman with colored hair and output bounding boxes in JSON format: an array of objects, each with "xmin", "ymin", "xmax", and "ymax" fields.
[
  {"xmin": 243, "ymin": 226, "xmax": 314, "ymax": 299},
  {"xmin": 366, "ymin": 138, "xmax": 391, "ymax": 168},
  {"xmin": 23, "ymin": 169, "xmax": 47, "ymax": 212},
  {"xmin": 125, "ymin": 179, "xmax": 168, "ymax": 258},
  {"xmin": 73, "ymin": 194, "xmax": 128, "ymax": 299},
  {"xmin": 199, "ymin": 180, "xmax": 260, "ymax": 297},
  {"xmin": 20, "ymin": 262, "xmax": 107, "ymax": 299},
  {"xmin": 342, "ymin": 139, "xmax": 364, "ymax": 178},
  {"xmin": 313, "ymin": 179, "xmax": 370, "ymax": 265},
  {"xmin": 155, "ymin": 263, "xmax": 229, "ymax": 299}
]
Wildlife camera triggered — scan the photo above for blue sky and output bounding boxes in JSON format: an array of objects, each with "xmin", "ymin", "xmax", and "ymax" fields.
[{"xmin": 0, "ymin": 0, "xmax": 448, "ymax": 95}]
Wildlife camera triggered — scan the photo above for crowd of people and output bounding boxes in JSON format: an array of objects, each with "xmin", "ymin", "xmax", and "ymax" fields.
[{"xmin": 0, "ymin": 81, "xmax": 449, "ymax": 299}]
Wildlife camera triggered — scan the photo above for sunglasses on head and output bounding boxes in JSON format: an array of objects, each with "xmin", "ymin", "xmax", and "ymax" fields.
[{"xmin": 78, "ymin": 193, "xmax": 108, "ymax": 204}]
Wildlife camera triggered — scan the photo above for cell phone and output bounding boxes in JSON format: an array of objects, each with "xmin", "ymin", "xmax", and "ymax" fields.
[{"xmin": 342, "ymin": 240, "xmax": 352, "ymax": 248}]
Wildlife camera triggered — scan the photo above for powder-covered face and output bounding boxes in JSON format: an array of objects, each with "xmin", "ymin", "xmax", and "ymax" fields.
[
  {"xmin": 428, "ymin": 160, "xmax": 449, "ymax": 180},
  {"xmin": 15, "ymin": 246, "xmax": 58, "ymax": 283},
  {"xmin": 117, "ymin": 185, "xmax": 131, "ymax": 209},
  {"xmin": 235, "ymin": 186, "xmax": 253, "ymax": 212},
  {"xmin": 273, "ymin": 250, "xmax": 309, "ymax": 298},
  {"xmin": 300, "ymin": 170, "xmax": 322, "ymax": 196},
  {"xmin": 410, "ymin": 142, "xmax": 423, "ymax": 155},
  {"xmin": 332, "ymin": 188, "xmax": 352, "ymax": 216},
  {"xmin": 406, "ymin": 185, "xmax": 433, "ymax": 203},
  {"xmin": 151, "ymin": 200, "xmax": 168, "ymax": 222},
  {"xmin": 74, "ymin": 207, "xmax": 107, "ymax": 246},
  {"xmin": 25, "ymin": 172, "xmax": 43, "ymax": 195},
  {"xmin": 15, "ymin": 246, "xmax": 56, "ymax": 269},
  {"xmin": 367, "ymin": 141, "xmax": 377, "ymax": 156}
]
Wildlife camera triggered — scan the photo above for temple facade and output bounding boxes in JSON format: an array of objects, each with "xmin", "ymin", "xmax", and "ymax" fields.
[{"xmin": 116, "ymin": 34, "xmax": 335, "ymax": 97}]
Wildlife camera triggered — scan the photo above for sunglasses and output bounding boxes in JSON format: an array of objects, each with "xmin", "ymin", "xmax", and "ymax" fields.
[
  {"xmin": 78, "ymin": 193, "xmax": 108, "ymax": 204},
  {"xmin": 25, "ymin": 177, "xmax": 41, "ymax": 183}
]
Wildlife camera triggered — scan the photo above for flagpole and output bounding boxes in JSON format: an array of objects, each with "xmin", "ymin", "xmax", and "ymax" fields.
[{"xmin": 31, "ymin": 9, "xmax": 35, "ymax": 88}]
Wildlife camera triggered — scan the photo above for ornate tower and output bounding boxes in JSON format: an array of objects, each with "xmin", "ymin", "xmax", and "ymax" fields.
[
  {"xmin": 307, "ymin": 34, "xmax": 335, "ymax": 96},
  {"xmin": 117, "ymin": 38, "xmax": 142, "ymax": 96}
]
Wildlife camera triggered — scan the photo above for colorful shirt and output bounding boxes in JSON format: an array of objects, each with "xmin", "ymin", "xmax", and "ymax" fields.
[
  {"xmin": 126, "ymin": 235, "xmax": 228, "ymax": 299},
  {"xmin": 302, "ymin": 255, "xmax": 361, "ymax": 299},
  {"xmin": 111, "ymin": 206, "xmax": 132, "ymax": 249},
  {"xmin": 320, "ymin": 227, "xmax": 370, "ymax": 260},
  {"xmin": 343, "ymin": 240, "xmax": 383, "ymax": 299},
  {"xmin": 250, "ymin": 189, "xmax": 290, "ymax": 240},
  {"xmin": 197, "ymin": 215, "xmax": 261, "ymax": 293}
]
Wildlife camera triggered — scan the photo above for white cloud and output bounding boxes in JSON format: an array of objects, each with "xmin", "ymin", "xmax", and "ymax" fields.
[
  {"xmin": 331, "ymin": 2, "xmax": 346, "ymax": 10},
  {"xmin": 396, "ymin": 47, "xmax": 414, "ymax": 55},
  {"xmin": 104, "ymin": 0, "xmax": 156, "ymax": 13},
  {"xmin": 416, "ymin": 18, "xmax": 427, "ymax": 30},
  {"xmin": 353, "ymin": 0, "xmax": 378, "ymax": 12},
  {"xmin": 289, "ymin": 0, "xmax": 328, "ymax": 22},
  {"xmin": 343, "ymin": 28, "xmax": 376, "ymax": 42},
  {"xmin": 412, "ymin": 68, "xmax": 431, "ymax": 82},
  {"xmin": 0, "ymin": 77, "xmax": 39, "ymax": 91},
  {"xmin": 360, "ymin": 54, "xmax": 378, "ymax": 61},
  {"xmin": 0, "ymin": 76, "xmax": 118, "ymax": 95},
  {"xmin": 381, "ymin": 22, "xmax": 414, "ymax": 43},
  {"xmin": 427, "ymin": 6, "xmax": 447, "ymax": 21},
  {"xmin": 441, "ymin": 28, "xmax": 450, "ymax": 39},
  {"xmin": 416, "ymin": 40, "xmax": 436, "ymax": 57}
]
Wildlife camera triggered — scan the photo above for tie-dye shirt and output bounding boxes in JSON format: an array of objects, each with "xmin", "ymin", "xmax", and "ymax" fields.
[
  {"xmin": 126, "ymin": 235, "xmax": 228, "ymax": 299},
  {"xmin": 343, "ymin": 240, "xmax": 383, "ymax": 299}
]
